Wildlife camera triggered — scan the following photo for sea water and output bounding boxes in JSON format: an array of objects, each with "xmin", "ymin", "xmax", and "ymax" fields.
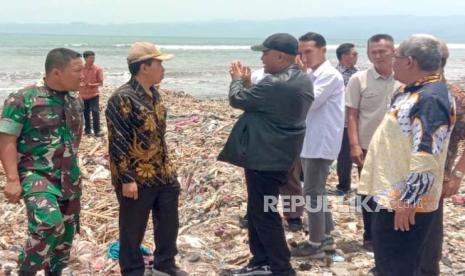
[{"xmin": 0, "ymin": 33, "xmax": 464, "ymax": 103}]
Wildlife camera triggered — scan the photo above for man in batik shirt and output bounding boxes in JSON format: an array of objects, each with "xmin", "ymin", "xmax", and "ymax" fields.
[
  {"xmin": 106, "ymin": 42, "xmax": 186, "ymax": 276},
  {"xmin": 359, "ymin": 35, "xmax": 455, "ymax": 275},
  {"xmin": 335, "ymin": 43, "xmax": 358, "ymax": 86},
  {"xmin": 419, "ymin": 41, "xmax": 465, "ymax": 276},
  {"xmin": 0, "ymin": 48, "xmax": 84, "ymax": 276}
]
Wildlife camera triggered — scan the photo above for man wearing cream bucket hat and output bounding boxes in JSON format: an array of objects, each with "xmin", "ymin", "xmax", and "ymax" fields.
[{"xmin": 106, "ymin": 42, "xmax": 186, "ymax": 276}]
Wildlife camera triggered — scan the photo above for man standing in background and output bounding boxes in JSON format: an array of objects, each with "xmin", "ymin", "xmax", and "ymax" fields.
[
  {"xmin": 336, "ymin": 43, "xmax": 358, "ymax": 86},
  {"xmin": 345, "ymin": 34, "xmax": 401, "ymax": 251},
  {"xmin": 79, "ymin": 50, "xmax": 103, "ymax": 137},
  {"xmin": 335, "ymin": 43, "xmax": 358, "ymax": 195}
]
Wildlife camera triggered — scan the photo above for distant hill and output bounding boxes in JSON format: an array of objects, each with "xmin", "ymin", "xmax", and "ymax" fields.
[{"xmin": 1, "ymin": 15, "xmax": 465, "ymax": 41}]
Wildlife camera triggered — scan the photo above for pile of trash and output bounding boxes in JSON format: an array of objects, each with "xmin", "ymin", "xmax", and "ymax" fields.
[{"xmin": 1, "ymin": 87, "xmax": 465, "ymax": 275}]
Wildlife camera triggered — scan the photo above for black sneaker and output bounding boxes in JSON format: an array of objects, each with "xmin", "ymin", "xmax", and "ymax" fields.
[
  {"xmin": 231, "ymin": 265, "xmax": 272, "ymax": 276},
  {"xmin": 286, "ymin": 218, "xmax": 303, "ymax": 232},
  {"xmin": 290, "ymin": 241, "xmax": 325, "ymax": 259},
  {"xmin": 239, "ymin": 215, "xmax": 248, "ymax": 229}
]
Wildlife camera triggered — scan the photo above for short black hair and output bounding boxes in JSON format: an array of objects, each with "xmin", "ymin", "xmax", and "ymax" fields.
[
  {"xmin": 299, "ymin": 32, "xmax": 326, "ymax": 48},
  {"xmin": 336, "ymin": 43, "xmax": 355, "ymax": 61},
  {"xmin": 128, "ymin": 58, "xmax": 153, "ymax": 76},
  {"xmin": 83, "ymin": 51, "xmax": 95, "ymax": 58},
  {"xmin": 367, "ymin": 34, "xmax": 394, "ymax": 46},
  {"xmin": 45, "ymin": 48, "xmax": 82, "ymax": 74}
]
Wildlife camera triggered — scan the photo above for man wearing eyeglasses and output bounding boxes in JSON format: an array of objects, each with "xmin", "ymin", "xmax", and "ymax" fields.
[{"xmin": 359, "ymin": 34, "xmax": 455, "ymax": 276}]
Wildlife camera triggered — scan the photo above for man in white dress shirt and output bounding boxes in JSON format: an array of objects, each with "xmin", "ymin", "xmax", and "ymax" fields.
[{"xmin": 291, "ymin": 32, "xmax": 345, "ymax": 259}]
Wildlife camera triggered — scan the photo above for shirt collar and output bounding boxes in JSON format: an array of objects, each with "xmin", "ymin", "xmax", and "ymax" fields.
[
  {"xmin": 128, "ymin": 77, "xmax": 160, "ymax": 102},
  {"xmin": 403, "ymin": 74, "xmax": 442, "ymax": 92},
  {"xmin": 310, "ymin": 60, "xmax": 331, "ymax": 78},
  {"xmin": 370, "ymin": 67, "xmax": 394, "ymax": 80},
  {"xmin": 43, "ymin": 82, "xmax": 70, "ymax": 97},
  {"xmin": 336, "ymin": 63, "xmax": 355, "ymax": 72}
]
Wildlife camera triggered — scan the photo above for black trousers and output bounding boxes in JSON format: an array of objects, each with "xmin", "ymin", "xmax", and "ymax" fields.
[
  {"xmin": 336, "ymin": 128, "xmax": 352, "ymax": 192},
  {"xmin": 244, "ymin": 169, "xmax": 295, "ymax": 275},
  {"xmin": 356, "ymin": 149, "xmax": 372, "ymax": 241},
  {"xmin": 372, "ymin": 208, "xmax": 435, "ymax": 276},
  {"xmin": 83, "ymin": 96, "xmax": 100, "ymax": 134},
  {"xmin": 117, "ymin": 184, "xmax": 180, "ymax": 276},
  {"xmin": 361, "ymin": 195, "xmax": 376, "ymax": 241},
  {"xmin": 418, "ymin": 199, "xmax": 443, "ymax": 276}
]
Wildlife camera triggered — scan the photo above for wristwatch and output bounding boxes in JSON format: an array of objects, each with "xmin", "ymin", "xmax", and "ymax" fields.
[{"xmin": 454, "ymin": 170, "xmax": 465, "ymax": 179}]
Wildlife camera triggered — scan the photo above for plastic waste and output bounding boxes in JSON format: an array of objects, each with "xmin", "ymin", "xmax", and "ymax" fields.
[{"xmin": 90, "ymin": 165, "xmax": 111, "ymax": 182}]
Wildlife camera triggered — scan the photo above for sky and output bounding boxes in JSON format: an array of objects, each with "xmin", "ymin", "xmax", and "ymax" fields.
[{"xmin": 1, "ymin": 0, "xmax": 465, "ymax": 24}]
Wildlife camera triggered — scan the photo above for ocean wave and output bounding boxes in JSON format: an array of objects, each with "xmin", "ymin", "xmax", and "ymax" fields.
[
  {"xmin": 107, "ymin": 43, "xmax": 465, "ymax": 51},
  {"xmin": 0, "ymin": 71, "xmax": 42, "ymax": 81},
  {"xmin": 159, "ymin": 45, "xmax": 251, "ymax": 50},
  {"xmin": 115, "ymin": 44, "xmax": 132, "ymax": 47},
  {"xmin": 64, "ymin": 43, "xmax": 89, "ymax": 47}
]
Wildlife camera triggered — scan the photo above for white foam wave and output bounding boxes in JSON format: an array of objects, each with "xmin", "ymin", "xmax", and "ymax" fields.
[
  {"xmin": 64, "ymin": 42, "xmax": 465, "ymax": 51},
  {"xmin": 159, "ymin": 45, "xmax": 250, "ymax": 50},
  {"xmin": 64, "ymin": 43, "xmax": 88, "ymax": 47}
]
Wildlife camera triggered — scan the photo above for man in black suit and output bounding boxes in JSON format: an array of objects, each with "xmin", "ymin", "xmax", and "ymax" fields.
[{"xmin": 218, "ymin": 33, "xmax": 314, "ymax": 276}]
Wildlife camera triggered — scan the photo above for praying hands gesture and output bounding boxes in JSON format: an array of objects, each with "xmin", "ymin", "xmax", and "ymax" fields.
[{"xmin": 229, "ymin": 61, "xmax": 252, "ymax": 87}]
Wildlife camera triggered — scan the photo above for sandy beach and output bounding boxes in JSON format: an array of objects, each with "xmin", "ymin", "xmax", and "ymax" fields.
[{"xmin": 1, "ymin": 85, "xmax": 465, "ymax": 276}]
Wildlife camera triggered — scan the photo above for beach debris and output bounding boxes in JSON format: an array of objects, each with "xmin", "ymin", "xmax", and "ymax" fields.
[
  {"xmin": 90, "ymin": 165, "xmax": 111, "ymax": 183},
  {"xmin": 0, "ymin": 88, "xmax": 464, "ymax": 275},
  {"xmin": 186, "ymin": 252, "xmax": 202, "ymax": 263},
  {"xmin": 107, "ymin": 240, "xmax": 151, "ymax": 261},
  {"xmin": 451, "ymin": 194, "xmax": 465, "ymax": 204}
]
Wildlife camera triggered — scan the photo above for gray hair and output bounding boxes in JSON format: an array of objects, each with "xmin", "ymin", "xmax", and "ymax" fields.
[
  {"xmin": 397, "ymin": 34, "xmax": 442, "ymax": 72},
  {"xmin": 439, "ymin": 40, "xmax": 449, "ymax": 68}
]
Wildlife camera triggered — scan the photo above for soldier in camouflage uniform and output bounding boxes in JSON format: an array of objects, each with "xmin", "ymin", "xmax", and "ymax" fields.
[{"xmin": 0, "ymin": 48, "xmax": 84, "ymax": 276}]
